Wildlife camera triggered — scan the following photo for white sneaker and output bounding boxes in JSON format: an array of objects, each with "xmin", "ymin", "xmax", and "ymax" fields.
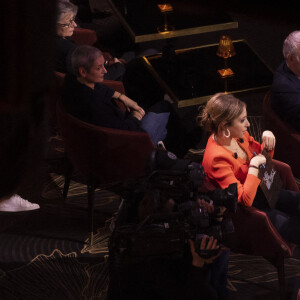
[{"xmin": 0, "ymin": 194, "xmax": 40, "ymax": 212}]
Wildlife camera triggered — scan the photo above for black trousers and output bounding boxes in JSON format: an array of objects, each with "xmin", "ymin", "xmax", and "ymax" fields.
[{"xmin": 253, "ymin": 187, "xmax": 300, "ymax": 245}]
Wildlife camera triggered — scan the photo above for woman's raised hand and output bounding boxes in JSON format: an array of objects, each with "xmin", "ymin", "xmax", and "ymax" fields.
[{"xmin": 262, "ymin": 130, "xmax": 276, "ymax": 150}]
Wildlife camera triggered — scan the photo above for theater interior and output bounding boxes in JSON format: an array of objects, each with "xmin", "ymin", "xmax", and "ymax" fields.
[{"xmin": 0, "ymin": 0, "xmax": 299, "ymax": 299}]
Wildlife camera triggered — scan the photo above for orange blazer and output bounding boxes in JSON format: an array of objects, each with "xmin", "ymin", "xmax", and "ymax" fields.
[{"xmin": 202, "ymin": 131, "xmax": 274, "ymax": 207}]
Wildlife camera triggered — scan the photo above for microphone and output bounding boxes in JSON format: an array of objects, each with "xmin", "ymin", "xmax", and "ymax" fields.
[
  {"xmin": 233, "ymin": 152, "xmax": 238, "ymax": 159},
  {"xmin": 239, "ymin": 138, "xmax": 244, "ymax": 143}
]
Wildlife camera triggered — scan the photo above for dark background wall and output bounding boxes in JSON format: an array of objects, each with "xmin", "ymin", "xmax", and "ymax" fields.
[{"xmin": 0, "ymin": 0, "xmax": 56, "ymax": 199}]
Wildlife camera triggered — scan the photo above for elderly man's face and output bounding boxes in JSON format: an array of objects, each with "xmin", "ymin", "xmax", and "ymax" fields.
[{"xmin": 287, "ymin": 47, "xmax": 300, "ymax": 77}]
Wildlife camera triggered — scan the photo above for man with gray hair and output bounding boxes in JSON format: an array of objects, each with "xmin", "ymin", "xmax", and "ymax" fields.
[{"xmin": 270, "ymin": 31, "xmax": 300, "ymax": 132}]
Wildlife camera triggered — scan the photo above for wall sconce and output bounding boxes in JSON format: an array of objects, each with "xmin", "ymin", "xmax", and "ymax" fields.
[{"xmin": 216, "ymin": 35, "xmax": 236, "ymax": 78}]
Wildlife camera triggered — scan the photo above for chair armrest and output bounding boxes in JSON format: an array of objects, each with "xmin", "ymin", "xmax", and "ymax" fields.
[
  {"xmin": 272, "ymin": 159, "xmax": 300, "ymax": 192},
  {"xmin": 102, "ymin": 80, "xmax": 126, "ymax": 111},
  {"xmin": 230, "ymin": 205, "xmax": 293, "ymax": 258}
]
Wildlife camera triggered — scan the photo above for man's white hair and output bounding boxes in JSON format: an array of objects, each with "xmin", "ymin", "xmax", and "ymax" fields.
[{"xmin": 283, "ymin": 31, "xmax": 300, "ymax": 59}]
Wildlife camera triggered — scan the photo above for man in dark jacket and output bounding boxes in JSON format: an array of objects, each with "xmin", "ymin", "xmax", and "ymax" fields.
[{"xmin": 271, "ymin": 31, "xmax": 300, "ymax": 133}]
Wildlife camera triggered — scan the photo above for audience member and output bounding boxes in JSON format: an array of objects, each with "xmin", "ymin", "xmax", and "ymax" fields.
[
  {"xmin": 198, "ymin": 93, "xmax": 300, "ymax": 247},
  {"xmin": 55, "ymin": 0, "xmax": 126, "ymax": 81},
  {"xmin": 138, "ymin": 190, "xmax": 230, "ymax": 300},
  {"xmin": 109, "ymin": 188, "xmax": 229, "ymax": 300},
  {"xmin": 62, "ymin": 45, "xmax": 172, "ymax": 146},
  {"xmin": 271, "ymin": 31, "xmax": 300, "ymax": 132}
]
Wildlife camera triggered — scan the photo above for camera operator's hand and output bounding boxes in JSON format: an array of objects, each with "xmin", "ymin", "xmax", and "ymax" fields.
[
  {"xmin": 197, "ymin": 198, "xmax": 214, "ymax": 214},
  {"xmin": 189, "ymin": 237, "xmax": 221, "ymax": 268}
]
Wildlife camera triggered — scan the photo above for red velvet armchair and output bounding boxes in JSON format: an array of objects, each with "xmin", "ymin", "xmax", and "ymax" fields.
[
  {"xmin": 71, "ymin": 28, "xmax": 98, "ymax": 46},
  {"xmin": 228, "ymin": 159, "xmax": 298, "ymax": 300}
]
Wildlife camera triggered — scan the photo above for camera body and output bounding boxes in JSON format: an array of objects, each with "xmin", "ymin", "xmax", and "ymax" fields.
[{"xmin": 109, "ymin": 150, "xmax": 237, "ymax": 261}]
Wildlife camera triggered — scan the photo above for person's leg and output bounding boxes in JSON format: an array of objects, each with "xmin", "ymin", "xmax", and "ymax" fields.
[
  {"xmin": 140, "ymin": 101, "xmax": 171, "ymax": 146},
  {"xmin": 276, "ymin": 189, "xmax": 300, "ymax": 217},
  {"xmin": 141, "ymin": 114, "xmax": 169, "ymax": 146},
  {"xmin": 146, "ymin": 100, "xmax": 189, "ymax": 157},
  {"xmin": 266, "ymin": 209, "xmax": 300, "ymax": 245},
  {"xmin": 209, "ymin": 248, "xmax": 230, "ymax": 300},
  {"xmin": 254, "ymin": 188, "xmax": 300, "ymax": 245},
  {"xmin": 141, "ymin": 100, "xmax": 190, "ymax": 155}
]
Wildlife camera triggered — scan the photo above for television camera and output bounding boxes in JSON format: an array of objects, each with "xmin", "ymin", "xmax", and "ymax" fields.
[{"xmin": 109, "ymin": 150, "xmax": 237, "ymax": 262}]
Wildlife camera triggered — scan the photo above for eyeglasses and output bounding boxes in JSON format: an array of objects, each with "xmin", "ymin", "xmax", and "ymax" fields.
[{"xmin": 57, "ymin": 18, "xmax": 76, "ymax": 28}]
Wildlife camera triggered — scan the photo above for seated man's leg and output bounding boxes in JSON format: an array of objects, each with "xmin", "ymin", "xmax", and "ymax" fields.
[
  {"xmin": 141, "ymin": 101, "xmax": 171, "ymax": 145},
  {"xmin": 208, "ymin": 248, "xmax": 230, "ymax": 300},
  {"xmin": 148, "ymin": 101, "xmax": 188, "ymax": 156},
  {"xmin": 276, "ymin": 189, "xmax": 300, "ymax": 217},
  {"xmin": 267, "ymin": 209, "xmax": 300, "ymax": 245}
]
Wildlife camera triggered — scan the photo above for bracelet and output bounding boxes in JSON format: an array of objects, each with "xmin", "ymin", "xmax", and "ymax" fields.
[{"xmin": 249, "ymin": 165, "xmax": 259, "ymax": 169}]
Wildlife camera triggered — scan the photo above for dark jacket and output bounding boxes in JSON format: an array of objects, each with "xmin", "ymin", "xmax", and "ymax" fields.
[
  {"xmin": 55, "ymin": 36, "xmax": 76, "ymax": 74},
  {"xmin": 62, "ymin": 75, "xmax": 144, "ymax": 132},
  {"xmin": 271, "ymin": 61, "xmax": 300, "ymax": 132}
]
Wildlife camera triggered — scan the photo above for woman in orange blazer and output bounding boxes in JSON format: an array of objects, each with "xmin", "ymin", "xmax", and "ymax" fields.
[{"xmin": 199, "ymin": 93, "xmax": 300, "ymax": 246}]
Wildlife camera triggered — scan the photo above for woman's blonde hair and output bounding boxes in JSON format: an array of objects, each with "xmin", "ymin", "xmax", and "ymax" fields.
[{"xmin": 197, "ymin": 93, "xmax": 246, "ymax": 134}]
